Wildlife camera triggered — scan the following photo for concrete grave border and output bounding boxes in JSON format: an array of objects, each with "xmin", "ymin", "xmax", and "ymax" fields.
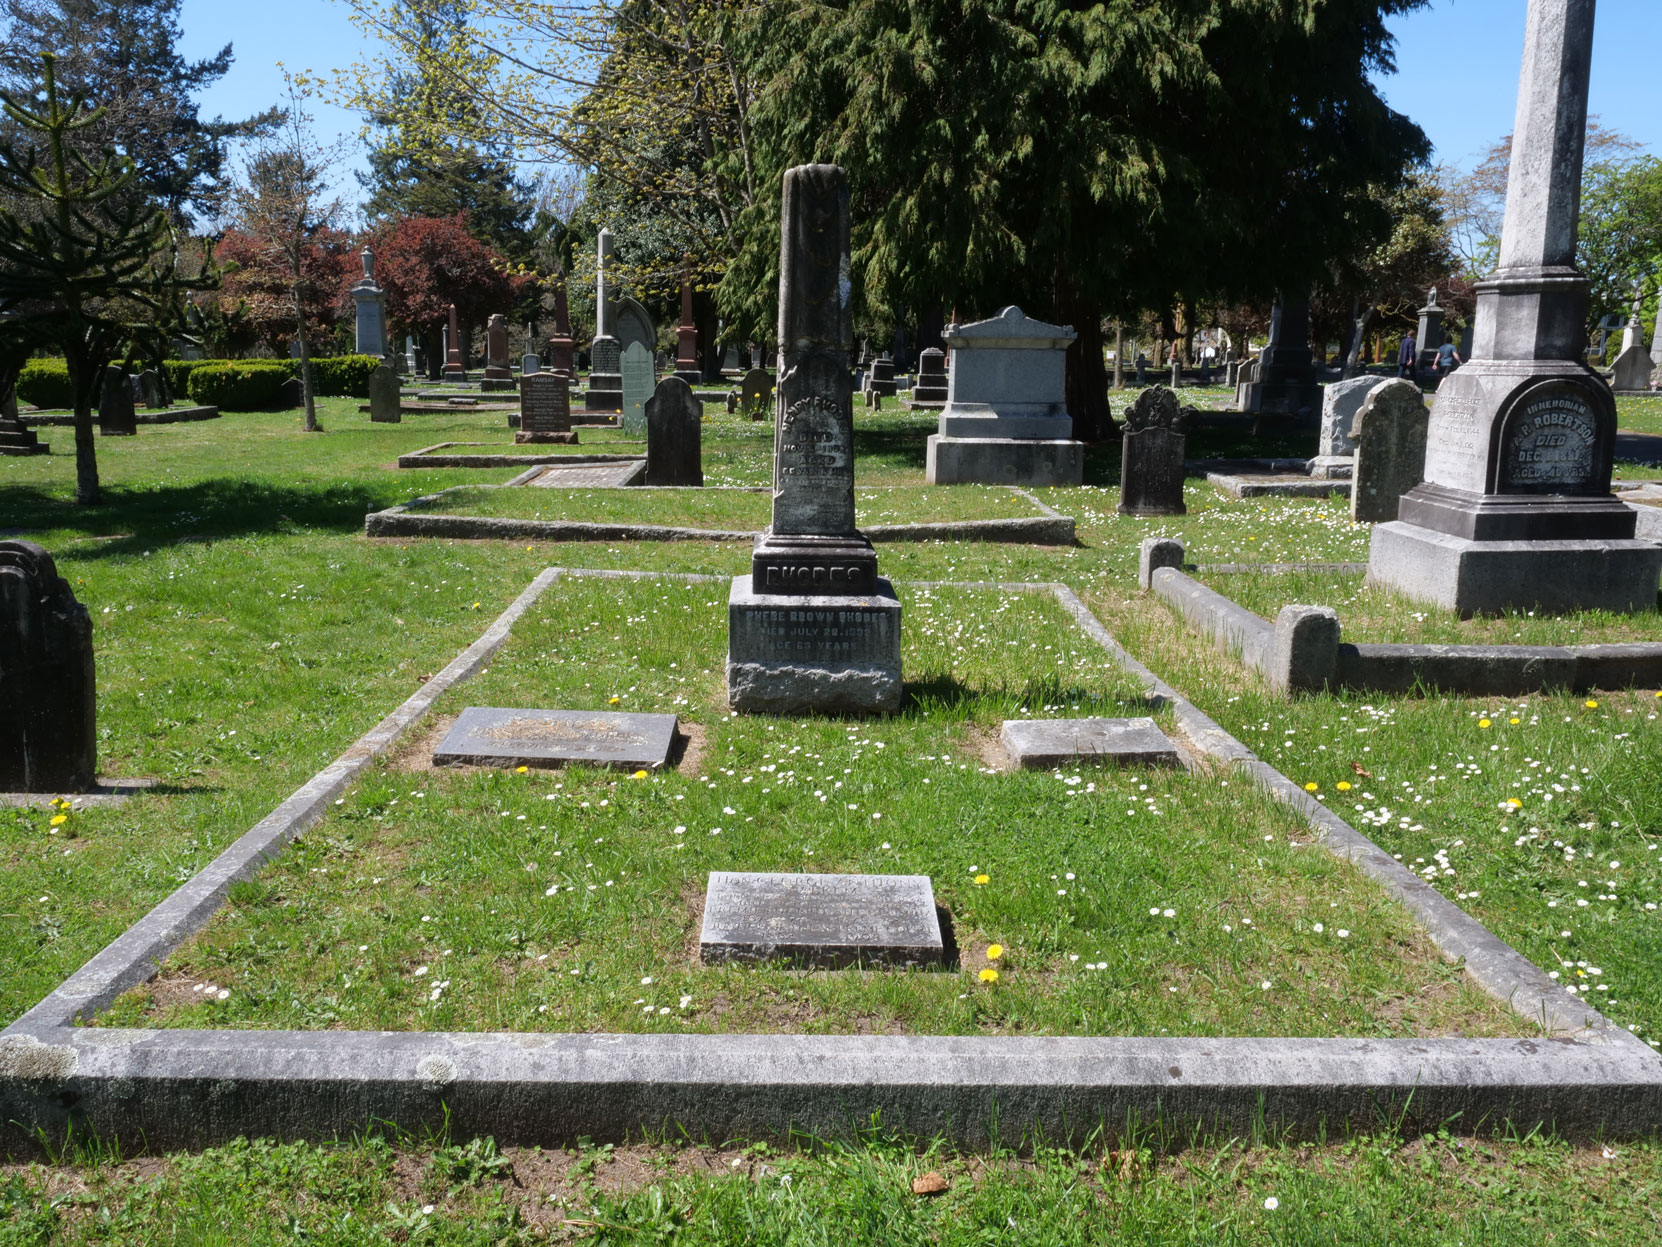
[
  {"xmin": 365, "ymin": 484, "xmax": 1077, "ymax": 546},
  {"xmin": 395, "ymin": 442, "xmax": 645, "ymax": 469},
  {"xmin": 1143, "ymin": 539, "xmax": 1662, "ymax": 695},
  {"xmin": 2, "ymin": 568, "xmax": 1657, "ymax": 1153}
]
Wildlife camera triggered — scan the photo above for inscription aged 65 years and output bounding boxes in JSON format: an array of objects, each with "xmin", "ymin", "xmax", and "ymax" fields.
[{"xmin": 1499, "ymin": 386, "xmax": 1601, "ymax": 492}]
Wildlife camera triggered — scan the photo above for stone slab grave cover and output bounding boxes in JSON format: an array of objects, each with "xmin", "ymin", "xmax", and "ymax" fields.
[
  {"xmin": 433, "ymin": 707, "xmax": 677, "ymax": 771},
  {"xmin": 517, "ymin": 371, "xmax": 577, "ymax": 444},
  {"xmin": 620, "ymin": 341, "xmax": 655, "ymax": 435},
  {"xmin": 699, "ymin": 871, "xmax": 944, "ymax": 969},
  {"xmin": 645, "ymin": 376, "xmax": 702, "ymax": 485},
  {"xmin": 98, "ymin": 365, "xmax": 135, "ymax": 436},
  {"xmin": 1117, "ymin": 385, "xmax": 1188, "ymax": 516},
  {"xmin": 1310, "ymin": 375, "xmax": 1386, "ymax": 479},
  {"xmin": 740, "ymin": 367, "xmax": 772, "ymax": 420},
  {"xmin": 0, "ymin": 541, "xmax": 96, "ymax": 792},
  {"xmin": 727, "ymin": 163, "xmax": 902, "ymax": 715},
  {"xmin": 1000, "ymin": 717, "xmax": 1181, "ymax": 771},
  {"xmin": 911, "ymin": 346, "xmax": 948, "ymax": 405},
  {"xmin": 1351, "ymin": 380, "xmax": 1429, "ymax": 523},
  {"xmin": 1368, "ymin": 0, "xmax": 1662, "ymax": 614},
  {"xmin": 925, "ymin": 305, "xmax": 1084, "ymax": 486},
  {"xmin": 367, "ymin": 363, "xmax": 401, "ymax": 424}
]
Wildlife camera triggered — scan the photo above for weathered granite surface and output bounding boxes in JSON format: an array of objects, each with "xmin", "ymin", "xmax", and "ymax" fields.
[
  {"xmin": 699, "ymin": 871, "xmax": 943, "ymax": 969},
  {"xmin": 1000, "ymin": 717, "xmax": 1180, "ymax": 770},
  {"xmin": 433, "ymin": 707, "xmax": 678, "ymax": 770}
]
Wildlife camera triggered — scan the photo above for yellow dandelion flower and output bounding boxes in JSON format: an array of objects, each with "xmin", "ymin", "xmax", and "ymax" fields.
[
  {"xmin": 49, "ymin": 814, "xmax": 67, "ymax": 827},
  {"xmin": 608, "ymin": 696, "xmax": 621, "ymax": 705},
  {"xmin": 986, "ymin": 944, "xmax": 1004, "ymax": 960},
  {"xmin": 1584, "ymin": 699, "xmax": 1599, "ymax": 709},
  {"xmin": 471, "ymin": 601, "xmax": 481, "ymax": 609},
  {"xmin": 978, "ymin": 968, "xmax": 999, "ymax": 983},
  {"xmin": 1478, "ymin": 719, "xmax": 1491, "ymax": 729},
  {"xmin": 1510, "ymin": 717, "xmax": 1520, "ymax": 724},
  {"xmin": 632, "ymin": 769, "xmax": 648, "ymax": 779},
  {"xmin": 1507, "ymin": 797, "xmax": 1523, "ymax": 808},
  {"xmin": 973, "ymin": 874, "xmax": 990, "ymax": 886},
  {"xmin": 1336, "ymin": 781, "xmax": 1352, "ymax": 791},
  {"xmin": 515, "ymin": 766, "xmax": 528, "ymax": 774},
  {"xmin": 1303, "ymin": 782, "xmax": 1319, "ymax": 793}
]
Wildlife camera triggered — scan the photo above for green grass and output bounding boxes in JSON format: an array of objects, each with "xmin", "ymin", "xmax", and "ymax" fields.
[
  {"xmin": 3, "ymin": 1129, "xmax": 1659, "ymax": 1245},
  {"xmin": 98, "ymin": 576, "xmax": 1516, "ymax": 1039},
  {"xmin": 407, "ymin": 483, "xmax": 1051, "ymax": 529}
]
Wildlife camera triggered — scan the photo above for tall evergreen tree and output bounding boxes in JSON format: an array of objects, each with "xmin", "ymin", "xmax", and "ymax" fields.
[{"xmin": 0, "ymin": 0, "xmax": 281, "ymax": 223}]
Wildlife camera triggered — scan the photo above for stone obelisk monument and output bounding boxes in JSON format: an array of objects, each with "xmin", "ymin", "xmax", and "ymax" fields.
[
  {"xmin": 583, "ymin": 228, "xmax": 623, "ymax": 412},
  {"xmin": 1369, "ymin": 0, "xmax": 1661, "ymax": 614},
  {"xmin": 726, "ymin": 164, "xmax": 902, "ymax": 714},
  {"xmin": 674, "ymin": 255, "xmax": 701, "ymax": 384}
]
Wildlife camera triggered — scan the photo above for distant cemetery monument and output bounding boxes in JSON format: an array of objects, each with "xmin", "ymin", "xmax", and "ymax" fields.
[
  {"xmin": 674, "ymin": 259, "xmax": 701, "ymax": 384},
  {"xmin": 726, "ymin": 163, "xmax": 902, "ymax": 715},
  {"xmin": 1367, "ymin": 0, "xmax": 1662, "ymax": 613},
  {"xmin": 482, "ymin": 313, "xmax": 514, "ymax": 390},
  {"xmin": 584, "ymin": 229, "xmax": 624, "ymax": 412},
  {"xmin": 442, "ymin": 304, "xmax": 466, "ymax": 381},
  {"xmin": 925, "ymin": 306, "xmax": 1084, "ymax": 487},
  {"xmin": 350, "ymin": 246, "xmax": 388, "ymax": 359},
  {"xmin": 1236, "ymin": 297, "xmax": 1321, "ymax": 431}
]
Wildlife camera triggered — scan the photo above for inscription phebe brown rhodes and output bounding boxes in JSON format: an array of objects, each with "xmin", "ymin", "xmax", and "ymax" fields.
[
  {"xmin": 1501, "ymin": 390, "xmax": 1598, "ymax": 490},
  {"xmin": 752, "ymin": 607, "xmax": 879, "ymax": 658}
]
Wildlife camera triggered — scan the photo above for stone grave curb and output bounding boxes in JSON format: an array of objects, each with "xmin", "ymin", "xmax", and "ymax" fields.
[
  {"xmin": 21, "ymin": 405, "xmax": 220, "ymax": 426},
  {"xmin": 2, "ymin": 569, "xmax": 1656, "ymax": 1154},
  {"xmin": 396, "ymin": 442, "xmax": 645, "ymax": 469},
  {"xmin": 1148, "ymin": 557, "xmax": 1662, "ymax": 696}
]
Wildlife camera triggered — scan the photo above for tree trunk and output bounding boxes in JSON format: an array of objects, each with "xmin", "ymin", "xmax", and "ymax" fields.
[
  {"xmin": 1342, "ymin": 303, "xmax": 1374, "ymax": 379},
  {"xmin": 1113, "ymin": 322, "xmax": 1125, "ymax": 390},
  {"xmin": 1053, "ymin": 270, "xmax": 1111, "ymax": 440},
  {"xmin": 295, "ymin": 283, "xmax": 321, "ymax": 433},
  {"xmin": 70, "ymin": 354, "xmax": 100, "ymax": 506}
]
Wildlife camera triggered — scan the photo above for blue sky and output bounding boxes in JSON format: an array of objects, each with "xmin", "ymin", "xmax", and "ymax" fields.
[{"xmin": 179, "ymin": 0, "xmax": 1662, "ymax": 208}]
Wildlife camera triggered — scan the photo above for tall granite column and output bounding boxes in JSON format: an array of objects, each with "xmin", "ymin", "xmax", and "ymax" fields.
[
  {"xmin": 442, "ymin": 304, "xmax": 466, "ymax": 381},
  {"xmin": 546, "ymin": 274, "xmax": 575, "ymax": 381},
  {"xmin": 726, "ymin": 165, "xmax": 902, "ymax": 714},
  {"xmin": 1238, "ymin": 295, "xmax": 1321, "ymax": 431},
  {"xmin": 674, "ymin": 256, "xmax": 701, "ymax": 384},
  {"xmin": 1368, "ymin": 0, "xmax": 1661, "ymax": 614},
  {"xmin": 584, "ymin": 229, "xmax": 623, "ymax": 412}
]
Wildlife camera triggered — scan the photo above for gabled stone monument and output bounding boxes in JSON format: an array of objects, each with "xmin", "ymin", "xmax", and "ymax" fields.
[
  {"xmin": 615, "ymin": 296, "xmax": 656, "ymax": 359},
  {"xmin": 727, "ymin": 164, "xmax": 902, "ymax": 715},
  {"xmin": 584, "ymin": 229, "xmax": 623, "ymax": 412},
  {"xmin": 1609, "ymin": 285, "xmax": 1654, "ymax": 391},
  {"xmin": 1414, "ymin": 287, "xmax": 1445, "ymax": 374},
  {"xmin": 925, "ymin": 306, "xmax": 1084, "ymax": 486},
  {"xmin": 1368, "ymin": 0, "xmax": 1662, "ymax": 614},
  {"xmin": 1309, "ymin": 375, "xmax": 1387, "ymax": 480},
  {"xmin": 0, "ymin": 541, "xmax": 95, "ymax": 792}
]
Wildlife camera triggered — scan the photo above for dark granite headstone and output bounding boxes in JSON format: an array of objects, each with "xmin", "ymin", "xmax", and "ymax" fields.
[
  {"xmin": 278, "ymin": 376, "xmax": 303, "ymax": 408},
  {"xmin": 1117, "ymin": 386, "xmax": 1187, "ymax": 516},
  {"xmin": 868, "ymin": 354, "xmax": 897, "ymax": 397},
  {"xmin": 0, "ymin": 541, "xmax": 96, "ymax": 791},
  {"xmin": 699, "ymin": 871, "xmax": 943, "ymax": 969},
  {"xmin": 367, "ymin": 363, "xmax": 401, "ymax": 423},
  {"xmin": 645, "ymin": 376, "xmax": 702, "ymax": 485},
  {"xmin": 517, "ymin": 372, "xmax": 576, "ymax": 444},
  {"xmin": 433, "ymin": 706, "xmax": 677, "ymax": 770},
  {"xmin": 739, "ymin": 367, "xmax": 771, "ymax": 420},
  {"xmin": 137, "ymin": 369, "xmax": 162, "ymax": 409},
  {"xmin": 98, "ymin": 366, "xmax": 135, "ymax": 435}
]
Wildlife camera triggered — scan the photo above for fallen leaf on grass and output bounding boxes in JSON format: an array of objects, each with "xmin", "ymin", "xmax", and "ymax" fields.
[
  {"xmin": 1350, "ymin": 762, "xmax": 1374, "ymax": 779},
  {"xmin": 911, "ymin": 1171, "xmax": 949, "ymax": 1196},
  {"xmin": 1104, "ymin": 1149, "xmax": 1143, "ymax": 1182}
]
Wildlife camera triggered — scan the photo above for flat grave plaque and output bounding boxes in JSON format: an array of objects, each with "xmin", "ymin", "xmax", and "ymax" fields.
[
  {"xmin": 700, "ymin": 871, "xmax": 943, "ymax": 969},
  {"xmin": 434, "ymin": 707, "xmax": 677, "ymax": 770},
  {"xmin": 1000, "ymin": 717, "xmax": 1181, "ymax": 770}
]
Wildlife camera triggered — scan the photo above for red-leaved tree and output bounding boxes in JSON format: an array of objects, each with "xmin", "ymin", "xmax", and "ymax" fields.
[
  {"xmin": 372, "ymin": 214, "xmax": 524, "ymax": 373},
  {"xmin": 216, "ymin": 226, "xmax": 356, "ymax": 353}
]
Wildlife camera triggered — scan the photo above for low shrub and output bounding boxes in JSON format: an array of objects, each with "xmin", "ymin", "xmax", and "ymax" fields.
[
  {"xmin": 185, "ymin": 362, "xmax": 292, "ymax": 411},
  {"xmin": 162, "ymin": 359, "xmax": 210, "ymax": 397},
  {"xmin": 15, "ymin": 359, "xmax": 74, "ymax": 410},
  {"xmin": 307, "ymin": 355, "xmax": 381, "ymax": 398}
]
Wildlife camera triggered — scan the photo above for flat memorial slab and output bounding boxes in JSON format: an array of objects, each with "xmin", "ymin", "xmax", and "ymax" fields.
[
  {"xmin": 530, "ymin": 462, "xmax": 645, "ymax": 488},
  {"xmin": 700, "ymin": 871, "xmax": 944, "ymax": 969},
  {"xmin": 433, "ymin": 707, "xmax": 677, "ymax": 770},
  {"xmin": 1000, "ymin": 717, "xmax": 1180, "ymax": 770}
]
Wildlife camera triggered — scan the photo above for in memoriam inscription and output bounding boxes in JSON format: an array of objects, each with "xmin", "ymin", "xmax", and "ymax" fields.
[{"xmin": 1498, "ymin": 385, "xmax": 1602, "ymax": 493}]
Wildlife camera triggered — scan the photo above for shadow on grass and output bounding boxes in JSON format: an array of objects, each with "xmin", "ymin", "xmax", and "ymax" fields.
[
  {"xmin": 902, "ymin": 673, "xmax": 1144, "ymax": 717},
  {"xmin": 0, "ymin": 478, "xmax": 391, "ymax": 558}
]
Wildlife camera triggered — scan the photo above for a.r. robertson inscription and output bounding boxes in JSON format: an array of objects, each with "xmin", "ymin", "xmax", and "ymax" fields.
[{"xmin": 1497, "ymin": 383, "xmax": 1604, "ymax": 493}]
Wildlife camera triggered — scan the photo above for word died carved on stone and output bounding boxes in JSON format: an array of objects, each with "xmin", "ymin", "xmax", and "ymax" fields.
[{"xmin": 1497, "ymin": 384, "xmax": 1601, "ymax": 493}]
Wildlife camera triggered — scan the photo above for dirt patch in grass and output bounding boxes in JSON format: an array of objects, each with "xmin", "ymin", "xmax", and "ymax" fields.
[
  {"xmin": 673, "ymin": 721, "xmax": 707, "ymax": 776},
  {"xmin": 962, "ymin": 723, "xmax": 1009, "ymax": 771},
  {"xmin": 387, "ymin": 714, "xmax": 459, "ymax": 774}
]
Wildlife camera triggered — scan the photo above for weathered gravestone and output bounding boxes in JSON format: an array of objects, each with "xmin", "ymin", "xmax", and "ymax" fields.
[
  {"xmin": 367, "ymin": 363, "xmax": 401, "ymax": 423},
  {"xmin": 620, "ymin": 341, "xmax": 654, "ymax": 435},
  {"xmin": 1367, "ymin": 0, "xmax": 1662, "ymax": 613},
  {"xmin": 1000, "ymin": 717, "xmax": 1181, "ymax": 771},
  {"xmin": 0, "ymin": 541, "xmax": 96, "ymax": 791},
  {"xmin": 522, "ymin": 351, "xmax": 540, "ymax": 377},
  {"xmin": 1309, "ymin": 375, "xmax": 1387, "ymax": 479},
  {"xmin": 645, "ymin": 376, "xmax": 703, "ymax": 485},
  {"xmin": 699, "ymin": 871, "xmax": 943, "ymax": 969},
  {"xmin": 615, "ymin": 297, "xmax": 656, "ymax": 359},
  {"xmin": 1610, "ymin": 296, "xmax": 1654, "ymax": 390},
  {"xmin": 584, "ymin": 230, "xmax": 623, "ymax": 411},
  {"xmin": 137, "ymin": 369, "xmax": 162, "ymax": 409},
  {"xmin": 727, "ymin": 163, "xmax": 902, "ymax": 715},
  {"xmin": 1117, "ymin": 385, "xmax": 1187, "ymax": 516},
  {"xmin": 1351, "ymin": 379, "xmax": 1429, "ymax": 524},
  {"xmin": 434, "ymin": 707, "xmax": 677, "ymax": 771},
  {"xmin": 98, "ymin": 366, "xmax": 135, "ymax": 435},
  {"xmin": 443, "ymin": 303, "xmax": 467, "ymax": 380},
  {"xmin": 278, "ymin": 376, "xmax": 303, "ymax": 408},
  {"xmin": 1238, "ymin": 298, "xmax": 1321, "ymax": 431},
  {"xmin": 0, "ymin": 379, "xmax": 47, "ymax": 455},
  {"xmin": 481, "ymin": 313, "xmax": 514, "ymax": 390},
  {"xmin": 867, "ymin": 354, "xmax": 897, "ymax": 397},
  {"xmin": 517, "ymin": 371, "xmax": 577, "ymax": 443},
  {"xmin": 911, "ymin": 347, "xmax": 948, "ymax": 405},
  {"xmin": 739, "ymin": 367, "xmax": 771, "ymax": 420}
]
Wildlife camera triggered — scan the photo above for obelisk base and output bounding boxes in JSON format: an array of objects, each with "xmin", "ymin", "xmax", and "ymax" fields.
[
  {"xmin": 727, "ymin": 575, "xmax": 902, "ymax": 715},
  {"xmin": 1367, "ymin": 522, "xmax": 1662, "ymax": 616},
  {"xmin": 925, "ymin": 435, "xmax": 1083, "ymax": 486}
]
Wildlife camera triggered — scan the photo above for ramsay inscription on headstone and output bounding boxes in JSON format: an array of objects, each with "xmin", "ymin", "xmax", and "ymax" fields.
[{"xmin": 517, "ymin": 372, "xmax": 576, "ymax": 443}]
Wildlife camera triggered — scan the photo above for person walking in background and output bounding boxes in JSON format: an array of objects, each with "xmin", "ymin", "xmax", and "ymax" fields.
[
  {"xmin": 1397, "ymin": 333, "xmax": 1417, "ymax": 380},
  {"xmin": 1434, "ymin": 334, "xmax": 1461, "ymax": 386}
]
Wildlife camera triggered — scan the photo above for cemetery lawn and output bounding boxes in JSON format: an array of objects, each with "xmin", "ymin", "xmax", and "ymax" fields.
[
  {"xmin": 405, "ymin": 483, "xmax": 1057, "ymax": 529},
  {"xmin": 2, "ymin": 1129, "xmax": 1660, "ymax": 1245},
  {"xmin": 101, "ymin": 573, "xmax": 1520, "ymax": 1039}
]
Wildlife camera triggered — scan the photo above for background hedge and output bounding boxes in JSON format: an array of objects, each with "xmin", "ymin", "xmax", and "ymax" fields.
[
  {"xmin": 185, "ymin": 362, "xmax": 293, "ymax": 411},
  {"xmin": 15, "ymin": 359, "xmax": 73, "ymax": 410},
  {"xmin": 20, "ymin": 354, "xmax": 384, "ymax": 410}
]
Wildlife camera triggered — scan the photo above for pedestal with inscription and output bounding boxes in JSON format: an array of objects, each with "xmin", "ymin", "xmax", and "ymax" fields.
[
  {"xmin": 727, "ymin": 163, "xmax": 902, "ymax": 715},
  {"xmin": 1367, "ymin": 0, "xmax": 1662, "ymax": 615},
  {"xmin": 516, "ymin": 372, "xmax": 577, "ymax": 444}
]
